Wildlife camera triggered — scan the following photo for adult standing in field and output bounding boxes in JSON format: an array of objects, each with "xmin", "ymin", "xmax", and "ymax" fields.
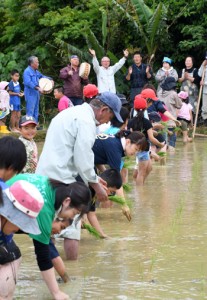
[
  {"xmin": 23, "ymin": 56, "xmax": 52, "ymax": 123},
  {"xmin": 36, "ymin": 92, "xmax": 123, "ymax": 259},
  {"xmin": 155, "ymin": 57, "xmax": 178, "ymax": 92},
  {"xmin": 198, "ymin": 57, "xmax": 207, "ymax": 125},
  {"xmin": 36, "ymin": 91, "xmax": 123, "ymax": 200},
  {"xmin": 178, "ymin": 56, "xmax": 200, "ymax": 114},
  {"xmin": 158, "ymin": 77, "xmax": 182, "ymax": 152},
  {"xmin": 126, "ymin": 51, "xmax": 152, "ymax": 107},
  {"xmin": 59, "ymin": 55, "xmax": 89, "ymax": 106},
  {"xmin": 89, "ymin": 48, "xmax": 129, "ymax": 93}
]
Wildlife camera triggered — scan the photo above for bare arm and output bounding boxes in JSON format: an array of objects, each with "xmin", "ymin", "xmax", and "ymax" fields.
[
  {"xmin": 89, "ymin": 181, "xmax": 108, "ymax": 202},
  {"xmin": 147, "ymin": 128, "xmax": 165, "ymax": 148},
  {"xmin": 115, "ymin": 186, "xmax": 131, "ymax": 221},
  {"xmin": 164, "ymin": 110, "xmax": 181, "ymax": 126},
  {"xmin": 41, "ymin": 269, "xmax": 69, "ymax": 300},
  {"xmin": 87, "ymin": 211, "xmax": 107, "ymax": 238}
]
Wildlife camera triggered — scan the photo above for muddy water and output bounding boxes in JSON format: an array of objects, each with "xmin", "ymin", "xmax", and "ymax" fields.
[{"xmin": 14, "ymin": 140, "xmax": 207, "ymax": 299}]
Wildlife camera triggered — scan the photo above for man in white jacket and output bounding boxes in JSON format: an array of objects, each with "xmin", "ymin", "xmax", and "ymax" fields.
[
  {"xmin": 36, "ymin": 91, "xmax": 123, "ymax": 260},
  {"xmin": 36, "ymin": 92, "xmax": 123, "ymax": 201},
  {"xmin": 89, "ymin": 48, "xmax": 128, "ymax": 93},
  {"xmin": 198, "ymin": 57, "xmax": 207, "ymax": 124}
]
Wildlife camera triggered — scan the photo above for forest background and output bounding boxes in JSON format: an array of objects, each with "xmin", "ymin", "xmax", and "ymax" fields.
[{"xmin": 0, "ymin": 0, "xmax": 206, "ymax": 122}]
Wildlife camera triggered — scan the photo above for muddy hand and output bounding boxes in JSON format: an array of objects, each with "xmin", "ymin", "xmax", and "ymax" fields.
[{"xmin": 122, "ymin": 205, "xmax": 131, "ymax": 222}]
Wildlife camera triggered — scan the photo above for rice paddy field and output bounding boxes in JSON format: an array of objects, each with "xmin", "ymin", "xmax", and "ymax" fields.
[{"xmin": 14, "ymin": 138, "xmax": 207, "ymax": 299}]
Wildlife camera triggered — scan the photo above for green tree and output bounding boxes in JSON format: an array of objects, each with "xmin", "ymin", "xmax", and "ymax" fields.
[{"xmin": 112, "ymin": 0, "xmax": 168, "ymax": 61}]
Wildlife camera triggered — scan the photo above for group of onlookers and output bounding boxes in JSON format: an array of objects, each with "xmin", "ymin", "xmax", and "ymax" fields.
[{"xmin": 0, "ymin": 48, "xmax": 207, "ymax": 299}]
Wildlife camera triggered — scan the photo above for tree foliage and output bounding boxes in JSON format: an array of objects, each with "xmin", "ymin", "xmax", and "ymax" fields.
[{"xmin": 0, "ymin": 0, "xmax": 206, "ymax": 93}]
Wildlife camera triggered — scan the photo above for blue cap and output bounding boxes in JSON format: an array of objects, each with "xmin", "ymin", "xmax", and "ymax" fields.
[
  {"xmin": 97, "ymin": 92, "xmax": 123, "ymax": 122},
  {"xmin": 163, "ymin": 57, "xmax": 172, "ymax": 65},
  {"xmin": 70, "ymin": 55, "xmax": 79, "ymax": 59}
]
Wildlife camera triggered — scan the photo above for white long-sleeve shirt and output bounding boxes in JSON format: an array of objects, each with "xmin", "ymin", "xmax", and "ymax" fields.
[
  {"xmin": 198, "ymin": 64, "xmax": 207, "ymax": 94},
  {"xmin": 36, "ymin": 103, "xmax": 98, "ymax": 184},
  {"xmin": 92, "ymin": 56, "xmax": 126, "ymax": 93}
]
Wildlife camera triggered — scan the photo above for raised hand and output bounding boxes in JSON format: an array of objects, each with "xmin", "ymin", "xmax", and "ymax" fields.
[
  {"xmin": 128, "ymin": 66, "xmax": 133, "ymax": 75},
  {"xmin": 89, "ymin": 48, "xmax": 96, "ymax": 57},
  {"xmin": 123, "ymin": 49, "xmax": 129, "ymax": 58}
]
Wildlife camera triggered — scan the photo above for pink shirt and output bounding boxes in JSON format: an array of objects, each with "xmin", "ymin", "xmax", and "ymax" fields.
[
  {"xmin": 58, "ymin": 95, "xmax": 73, "ymax": 112},
  {"xmin": 178, "ymin": 102, "xmax": 192, "ymax": 121}
]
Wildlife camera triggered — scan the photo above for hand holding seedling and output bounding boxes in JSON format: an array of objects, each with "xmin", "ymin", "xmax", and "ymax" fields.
[{"xmin": 122, "ymin": 205, "xmax": 132, "ymax": 222}]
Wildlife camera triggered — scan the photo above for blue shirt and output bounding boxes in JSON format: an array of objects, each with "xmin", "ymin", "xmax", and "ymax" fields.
[
  {"xmin": 92, "ymin": 134, "xmax": 125, "ymax": 171},
  {"xmin": 0, "ymin": 179, "xmax": 13, "ymax": 246},
  {"xmin": 8, "ymin": 80, "xmax": 21, "ymax": 106},
  {"xmin": 23, "ymin": 66, "xmax": 44, "ymax": 90},
  {"xmin": 103, "ymin": 127, "xmax": 125, "ymax": 169},
  {"xmin": 23, "ymin": 66, "xmax": 49, "ymax": 101},
  {"xmin": 104, "ymin": 126, "xmax": 120, "ymax": 135},
  {"xmin": 147, "ymin": 100, "xmax": 166, "ymax": 114}
]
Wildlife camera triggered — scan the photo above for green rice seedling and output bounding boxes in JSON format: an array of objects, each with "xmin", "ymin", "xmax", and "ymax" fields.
[
  {"xmin": 157, "ymin": 151, "xmax": 167, "ymax": 157},
  {"xmin": 157, "ymin": 129, "xmax": 168, "ymax": 135},
  {"xmin": 160, "ymin": 121, "xmax": 168, "ymax": 127},
  {"xmin": 82, "ymin": 223, "xmax": 102, "ymax": 239},
  {"xmin": 158, "ymin": 122, "xmax": 168, "ymax": 134},
  {"xmin": 109, "ymin": 195, "xmax": 132, "ymax": 209},
  {"xmin": 174, "ymin": 126, "xmax": 181, "ymax": 133},
  {"xmin": 108, "ymin": 195, "xmax": 127, "ymax": 206},
  {"xmin": 123, "ymin": 183, "xmax": 132, "ymax": 192},
  {"xmin": 123, "ymin": 156, "xmax": 135, "ymax": 169}
]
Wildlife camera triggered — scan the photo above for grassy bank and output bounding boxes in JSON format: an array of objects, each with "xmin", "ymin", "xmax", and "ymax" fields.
[
  {"xmin": 1, "ymin": 126, "xmax": 207, "ymax": 142},
  {"xmin": 0, "ymin": 129, "xmax": 47, "ymax": 142}
]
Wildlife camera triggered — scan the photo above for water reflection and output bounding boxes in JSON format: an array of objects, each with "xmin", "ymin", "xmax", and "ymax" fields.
[{"xmin": 15, "ymin": 140, "xmax": 207, "ymax": 299}]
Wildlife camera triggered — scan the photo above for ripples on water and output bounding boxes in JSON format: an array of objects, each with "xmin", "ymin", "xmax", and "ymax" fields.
[{"xmin": 14, "ymin": 140, "xmax": 207, "ymax": 299}]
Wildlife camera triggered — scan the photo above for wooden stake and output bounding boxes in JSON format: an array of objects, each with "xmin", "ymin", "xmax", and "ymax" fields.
[
  {"xmin": 193, "ymin": 67, "xmax": 206, "ymax": 138},
  {"xmin": 194, "ymin": 133, "xmax": 207, "ymax": 138}
]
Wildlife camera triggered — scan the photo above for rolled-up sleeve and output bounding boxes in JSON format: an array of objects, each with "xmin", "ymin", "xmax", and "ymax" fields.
[{"xmin": 73, "ymin": 119, "xmax": 98, "ymax": 184}]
